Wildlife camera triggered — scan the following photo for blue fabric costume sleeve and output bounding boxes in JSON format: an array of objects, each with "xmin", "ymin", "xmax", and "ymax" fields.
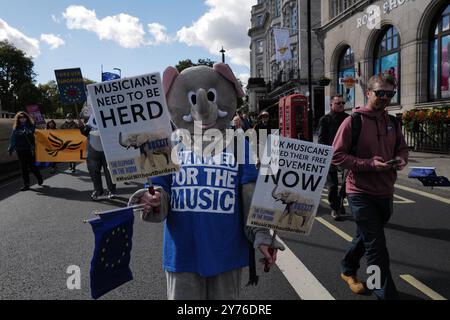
[
  {"xmin": 151, "ymin": 174, "xmax": 173, "ymax": 194},
  {"xmin": 239, "ymin": 139, "xmax": 258, "ymax": 184}
]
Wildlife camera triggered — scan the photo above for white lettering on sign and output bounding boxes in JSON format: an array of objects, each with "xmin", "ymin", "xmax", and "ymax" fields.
[{"xmin": 357, "ymin": 0, "xmax": 410, "ymax": 29}]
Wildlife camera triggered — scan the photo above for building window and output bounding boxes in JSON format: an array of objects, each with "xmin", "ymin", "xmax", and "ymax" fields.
[
  {"xmin": 374, "ymin": 25, "xmax": 401, "ymax": 105},
  {"xmin": 275, "ymin": 0, "xmax": 281, "ymax": 18},
  {"xmin": 290, "ymin": 5, "xmax": 298, "ymax": 35},
  {"xmin": 271, "ymin": 32, "xmax": 276, "ymax": 56},
  {"xmin": 430, "ymin": 4, "xmax": 450, "ymax": 100},
  {"xmin": 256, "ymin": 40, "xmax": 264, "ymax": 54},
  {"xmin": 330, "ymin": 0, "xmax": 358, "ymax": 19},
  {"xmin": 337, "ymin": 46, "xmax": 355, "ymax": 108},
  {"xmin": 256, "ymin": 14, "xmax": 264, "ymax": 26},
  {"xmin": 257, "ymin": 66, "xmax": 264, "ymax": 78}
]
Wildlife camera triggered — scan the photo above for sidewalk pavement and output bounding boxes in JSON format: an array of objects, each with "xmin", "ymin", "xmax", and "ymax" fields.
[{"xmin": 396, "ymin": 151, "xmax": 450, "ymax": 198}]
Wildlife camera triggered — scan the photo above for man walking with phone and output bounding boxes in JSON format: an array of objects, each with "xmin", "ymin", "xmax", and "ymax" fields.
[{"xmin": 332, "ymin": 73, "xmax": 409, "ymax": 300}]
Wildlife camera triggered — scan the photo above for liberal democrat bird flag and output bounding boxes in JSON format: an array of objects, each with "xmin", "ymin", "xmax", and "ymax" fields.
[
  {"xmin": 35, "ymin": 130, "xmax": 87, "ymax": 163},
  {"xmin": 273, "ymin": 28, "xmax": 292, "ymax": 62},
  {"xmin": 88, "ymin": 207, "xmax": 134, "ymax": 300}
]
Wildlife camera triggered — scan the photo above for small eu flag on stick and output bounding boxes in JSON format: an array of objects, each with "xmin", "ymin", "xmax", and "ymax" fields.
[
  {"xmin": 88, "ymin": 207, "xmax": 134, "ymax": 299},
  {"xmin": 408, "ymin": 167, "xmax": 450, "ymax": 187}
]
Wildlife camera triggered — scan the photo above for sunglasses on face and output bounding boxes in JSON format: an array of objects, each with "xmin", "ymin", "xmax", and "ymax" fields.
[
  {"xmin": 334, "ymin": 102, "xmax": 345, "ymax": 105},
  {"xmin": 373, "ymin": 90, "xmax": 396, "ymax": 98}
]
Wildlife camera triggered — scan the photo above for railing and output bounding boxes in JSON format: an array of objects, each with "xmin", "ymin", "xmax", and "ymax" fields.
[
  {"xmin": 402, "ymin": 122, "xmax": 450, "ymax": 154},
  {"xmin": 1, "ymin": 111, "xmax": 15, "ymax": 118}
]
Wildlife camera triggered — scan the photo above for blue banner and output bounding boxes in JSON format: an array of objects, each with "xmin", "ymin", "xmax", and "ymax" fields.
[
  {"xmin": 54, "ymin": 68, "xmax": 87, "ymax": 105},
  {"xmin": 102, "ymin": 72, "xmax": 121, "ymax": 82},
  {"xmin": 88, "ymin": 207, "xmax": 134, "ymax": 299}
]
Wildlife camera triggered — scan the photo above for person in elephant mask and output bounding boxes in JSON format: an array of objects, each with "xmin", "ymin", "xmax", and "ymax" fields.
[{"xmin": 129, "ymin": 63, "xmax": 284, "ymax": 300}]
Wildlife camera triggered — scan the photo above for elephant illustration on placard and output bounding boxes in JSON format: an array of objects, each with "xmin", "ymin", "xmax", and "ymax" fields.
[
  {"xmin": 272, "ymin": 186, "xmax": 314, "ymax": 227},
  {"xmin": 119, "ymin": 132, "xmax": 171, "ymax": 170}
]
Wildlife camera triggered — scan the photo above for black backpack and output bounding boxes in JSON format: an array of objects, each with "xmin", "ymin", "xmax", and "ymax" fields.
[{"xmin": 338, "ymin": 113, "xmax": 402, "ymax": 204}]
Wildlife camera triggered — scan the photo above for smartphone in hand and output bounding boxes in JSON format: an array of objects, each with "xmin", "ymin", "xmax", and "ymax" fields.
[{"xmin": 385, "ymin": 159, "xmax": 401, "ymax": 165}]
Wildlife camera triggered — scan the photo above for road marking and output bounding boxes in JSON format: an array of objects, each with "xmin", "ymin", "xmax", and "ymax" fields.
[
  {"xmin": 275, "ymin": 234, "xmax": 335, "ymax": 300},
  {"xmin": 315, "ymin": 217, "xmax": 353, "ymax": 242},
  {"xmin": 395, "ymin": 184, "xmax": 450, "ymax": 205},
  {"xmin": 321, "ymin": 193, "xmax": 414, "ymax": 205},
  {"xmin": 393, "ymin": 194, "xmax": 415, "ymax": 204},
  {"xmin": 400, "ymin": 275, "xmax": 447, "ymax": 300}
]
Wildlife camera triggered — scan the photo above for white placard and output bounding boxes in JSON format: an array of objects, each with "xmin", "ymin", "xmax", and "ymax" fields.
[
  {"xmin": 87, "ymin": 73, "xmax": 179, "ymax": 183},
  {"xmin": 247, "ymin": 135, "xmax": 333, "ymax": 235}
]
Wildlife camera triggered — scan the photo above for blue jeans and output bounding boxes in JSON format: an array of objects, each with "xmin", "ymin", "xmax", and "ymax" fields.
[{"xmin": 341, "ymin": 194, "xmax": 398, "ymax": 300}]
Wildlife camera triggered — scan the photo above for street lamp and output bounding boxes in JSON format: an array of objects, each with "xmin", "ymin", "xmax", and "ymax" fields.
[
  {"xmin": 220, "ymin": 47, "xmax": 226, "ymax": 63},
  {"xmin": 113, "ymin": 68, "xmax": 122, "ymax": 78}
]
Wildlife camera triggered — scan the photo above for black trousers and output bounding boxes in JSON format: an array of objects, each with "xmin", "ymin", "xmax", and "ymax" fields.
[
  {"xmin": 342, "ymin": 195, "xmax": 398, "ymax": 300},
  {"xmin": 326, "ymin": 168, "xmax": 345, "ymax": 211},
  {"xmin": 86, "ymin": 146, "xmax": 116, "ymax": 193},
  {"xmin": 17, "ymin": 149, "xmax": 43, "ymax": 186}
]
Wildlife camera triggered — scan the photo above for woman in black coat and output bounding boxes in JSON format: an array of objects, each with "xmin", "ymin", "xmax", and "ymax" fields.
[{"xmin": 8, "ymin": 112, "xmax": 43, "ymax": 191}]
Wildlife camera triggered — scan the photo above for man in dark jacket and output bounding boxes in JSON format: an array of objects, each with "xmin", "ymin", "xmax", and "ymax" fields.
[{"xmin": 318, "ymin": 95, "xmax": 349, "ymax": 220}]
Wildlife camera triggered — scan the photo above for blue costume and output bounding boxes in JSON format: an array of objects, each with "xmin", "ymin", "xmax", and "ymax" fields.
[{"xmin": 152, "ymin": 143, "xmax": 258, "ymax": 277}]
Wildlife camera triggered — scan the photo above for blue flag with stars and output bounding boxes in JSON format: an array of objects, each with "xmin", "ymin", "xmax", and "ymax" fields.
[
  {"xmin": 102, "ymin": 72, "xmax": 121, "ymax": 82},
  {"xmin": 88, "ymin": 207, "xmax": 134, "ymax": 299},
  {"xmin": 408, "ymin": 167, "xmax": 450, "ymax": 187}
]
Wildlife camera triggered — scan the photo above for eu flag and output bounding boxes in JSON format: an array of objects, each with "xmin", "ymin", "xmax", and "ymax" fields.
[
  {"xmin": 88, "ymin": 207, "xmax": 134, "ymax": 299},
  {"xmin": 408, "ymin": 167, "xmax": 437, "ymax": 178},
  {"xmin": 102, "ymin": 72, "xmax": 121, "ymax": 82},
  {"xmin": 408, "ymin": 167, "xmax": 450, "ymax": 187}
]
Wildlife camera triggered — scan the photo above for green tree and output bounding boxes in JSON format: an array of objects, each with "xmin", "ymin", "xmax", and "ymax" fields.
[
  {"xmin": 17, "ymin": 82, "xmax": 42, "ymax": 109},
  {"xmin": 40, "ymin": 78, "xmax": 96, "ymax": 118},
  {"xmin": 0, "ymin": 40, "xmax": 35, "ymax": 112},
  {"xmin": 38, "ymin": 80, "xmax": 60, "ymax": 117},
  {"xmin": 175, "ymin": 58, "xmax": 216, "ymax": 73}
]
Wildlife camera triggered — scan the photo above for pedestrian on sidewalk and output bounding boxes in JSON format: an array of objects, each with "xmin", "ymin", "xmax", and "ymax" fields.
[
  {"xmin": 46, "ymin": 120, "xmax": 58, "ymax": 173},
  {"xmin": 8, "ymin": 112, "xmax": 44, "ymax": 191},
  {"xmin": 242, "ymin": 113, "xmax": 252, "ymax": 131},
  {"xmin": 332, "ymin": 73, "xmax": 409, "ymax": 300},
  {"xmin": 80, "ymin": 120, "xmax": 117, "ymax": 200},
  {"xmin": 253, "ymin": 111, "xmax": 274, "ymax": 167},
  {"xmin": 60, "ymin": 113, "xmax": 79, "ymax": 173},
  {"xmin": 231, "ymin": 115, "xmax": 245, "ymax": 136},
  {"xmin": 318, "ymin": 95, "xmax": 349, "ymax": 221}
]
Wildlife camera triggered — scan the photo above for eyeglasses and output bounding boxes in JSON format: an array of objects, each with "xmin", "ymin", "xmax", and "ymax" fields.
[
  {"xmin": 373, "ymin": 90, "xmax": 396, "ymax": 98},
  {"xmin": 335, "ymin": 102, "xmax": 345, "ymax": 105}
]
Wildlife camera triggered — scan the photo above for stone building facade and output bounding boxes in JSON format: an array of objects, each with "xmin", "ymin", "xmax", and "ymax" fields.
[
  {"xmin": 320, "ymin": 0, "xmax": 450, "ymax": 112},
  {"xmin": 248, "ymin": 0, "xmax": 325, "ymax": 121}
]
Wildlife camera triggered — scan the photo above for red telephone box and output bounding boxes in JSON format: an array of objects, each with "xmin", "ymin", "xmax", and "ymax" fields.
[{"xmin": 279, "ymin": 94, "xmax": 309, "ymax": 140}]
